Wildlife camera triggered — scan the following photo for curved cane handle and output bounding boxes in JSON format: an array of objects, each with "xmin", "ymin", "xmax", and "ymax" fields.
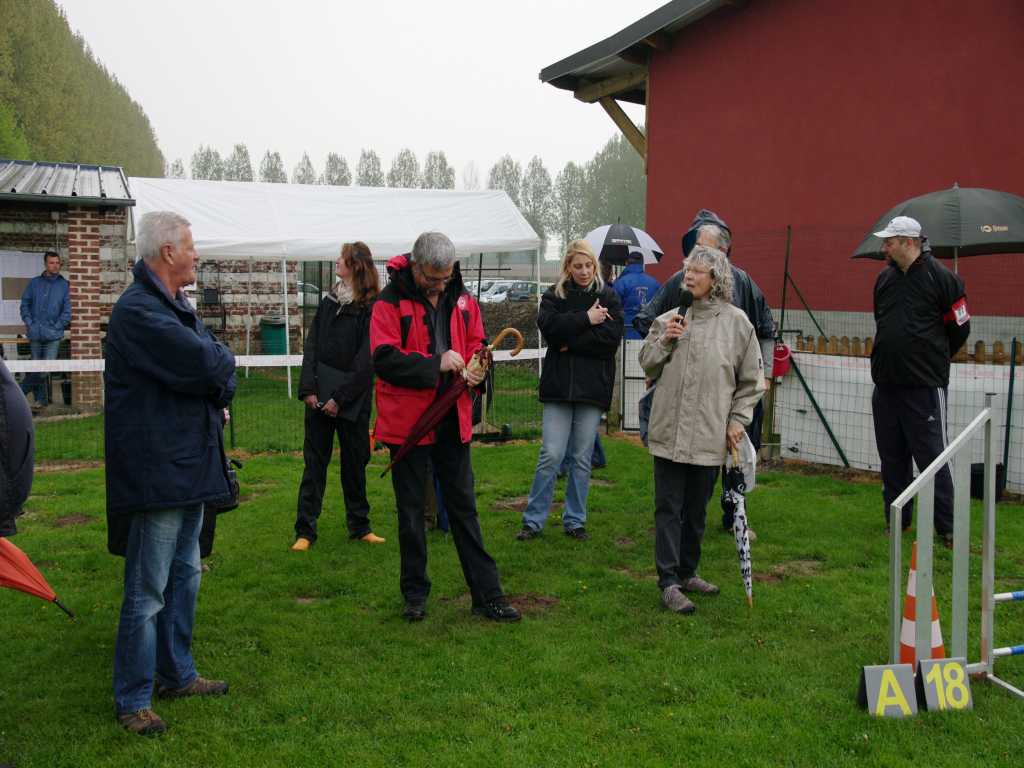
[{"xmin": 488, "ymin": 327, "xmax": 524, "ymax": 357}]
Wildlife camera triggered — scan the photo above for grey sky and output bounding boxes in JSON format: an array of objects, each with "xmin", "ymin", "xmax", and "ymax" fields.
[{"xmin": 59, "ymin": 0, "xmax": 657, "ymax": 185}]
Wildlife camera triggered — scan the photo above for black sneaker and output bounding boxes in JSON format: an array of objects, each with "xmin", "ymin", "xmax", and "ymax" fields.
[
  {"xmin": 473, "ymin": 597, "xmax": 521, "ymax": 622},
  {"xmin": 516, "ymin": 526, "xmax": 540, "ymax": 541},
  {"xmin": 565, "ymin": 526, "xmax": 589, "ymax": 541},
  {"xmin": 402, "ymin": 602, "xmax": 426, "ymax": 622}
]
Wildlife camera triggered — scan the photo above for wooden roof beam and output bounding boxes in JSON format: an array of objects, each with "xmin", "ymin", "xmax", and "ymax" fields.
[
  {"xmin": 641, "ymin": 31, "xmax": 672, "ymax": 50},
  {"xmin": 574, "ymin": 68, "xmax": 648, "ymax": 104},
  {"xmin": 598, "ymin": 96, "xmax": 647, "ymax": 161}
]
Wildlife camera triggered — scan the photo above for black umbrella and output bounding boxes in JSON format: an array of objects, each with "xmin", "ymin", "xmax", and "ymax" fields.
[
  {"xmin": 852, "ymin": 185, "xmax": 1024, "ymax": 266},
  {"xmin": 584, "ymin": 223, "xmax": 663, "ymax": 265}
]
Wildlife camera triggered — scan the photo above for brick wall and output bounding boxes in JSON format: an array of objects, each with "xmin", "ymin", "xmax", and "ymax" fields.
[{"xmin": 0, "ymin": 201, "xmax": 128, "ymax": 410}]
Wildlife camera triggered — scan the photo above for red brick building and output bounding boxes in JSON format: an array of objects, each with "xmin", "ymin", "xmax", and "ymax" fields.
[
  {"xmin": 0, "ymin": 159, "xmax": 134, "ymax": 408},
  {"xmin": 541, "ymin": 0, "xmax": 1024, "ymax": 319}
]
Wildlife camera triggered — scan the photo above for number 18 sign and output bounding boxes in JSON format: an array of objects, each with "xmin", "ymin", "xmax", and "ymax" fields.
[{"xmin": 916, "ymin": 658, "xmax": 973, "ymax": 712}]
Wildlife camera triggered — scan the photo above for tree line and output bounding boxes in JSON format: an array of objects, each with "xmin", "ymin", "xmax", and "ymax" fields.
[
  {"xmin": 173, "ymin": 133, "xmax": 645, "ymax": 251},
  {"xmin": 0, "ymin": 0, "xmax": 164, "ymax": 176}
]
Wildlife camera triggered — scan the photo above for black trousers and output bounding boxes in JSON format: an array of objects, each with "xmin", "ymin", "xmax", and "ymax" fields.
[
  {"xmin": 720, "ymin": 400, "xmax": 764, "ymax": 529},
  {"xmin": 653, "ymin": 457, "xmax": 718, "ymax": 590},
  {"xmin": 871, "ymin": 385, "xmax": 954, "ymax": 535},
  {"xmin": 294, "ymin": 407, "xmax": 372, "ymax": 543},
  {"xmin": 387, "ymin": 411, "xmax": 502, "ymax": 606}
]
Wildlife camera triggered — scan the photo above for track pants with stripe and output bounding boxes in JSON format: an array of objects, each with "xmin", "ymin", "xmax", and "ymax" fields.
[{"xmin": 871, "ymin": 385, "xmax": 953, "ymax": 535}]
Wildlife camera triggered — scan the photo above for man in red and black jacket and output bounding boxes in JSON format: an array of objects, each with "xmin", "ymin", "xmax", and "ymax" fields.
[
  {"xmin": 371, "ymin": 232, "xmax": 520, "ymax": 623},
  {"xmin": 870, "ymin": 216, "xmax": 971, "ymax": 546}
]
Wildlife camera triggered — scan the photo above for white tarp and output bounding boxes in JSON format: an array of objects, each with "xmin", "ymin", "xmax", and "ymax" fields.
[{"xmin": 127, "ymin": 177, "xmax": 540, "ymax": 260}]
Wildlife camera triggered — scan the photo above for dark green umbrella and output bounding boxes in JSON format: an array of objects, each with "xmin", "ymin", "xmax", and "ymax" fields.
[{"xmin": 852, "ymin": 185, "xmax": 1024, "ymax": 266}]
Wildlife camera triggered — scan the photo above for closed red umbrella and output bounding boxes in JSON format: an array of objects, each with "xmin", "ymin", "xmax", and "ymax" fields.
[
  {"xmin": 381, "ymin": 327, "xmax": 524, "ymax": 477},
  {"xmin": 0, "ymin": 537, "xmax": 75, "ymax": 619}
]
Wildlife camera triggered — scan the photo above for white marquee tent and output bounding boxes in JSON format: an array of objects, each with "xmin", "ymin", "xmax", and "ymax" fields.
[
  {"xmin": 127, "ymin": 177, "xmax": 541, "ymax": 393},
  {"xmin": 127, "ymin": 177, "xmax": 540, "ymax": 261}
]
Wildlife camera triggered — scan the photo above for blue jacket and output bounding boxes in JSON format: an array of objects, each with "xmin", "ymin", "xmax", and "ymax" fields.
[
  {"xmin": 613, "ymin": 263, "xmax": 661, "ymax": 339},
  {"xmin": 104, "ymin": 260, "xmax": 236, "ymax": 551},
  {"xmin": 20, "ymin": 273, "xmax": 71, "ymax": 342}
]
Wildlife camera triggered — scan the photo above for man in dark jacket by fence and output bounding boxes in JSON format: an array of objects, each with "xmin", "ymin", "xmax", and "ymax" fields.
[
  {"xmin": 105, "ymin": 211, "xmax": 236, "ymax": 736},
  {"xmin": 19, "ymin": 250, "xmax": 71, "ymax": 408},
  {"xmin": 870, "ymin": 216, "xmax": 970, "ymax": 545}
]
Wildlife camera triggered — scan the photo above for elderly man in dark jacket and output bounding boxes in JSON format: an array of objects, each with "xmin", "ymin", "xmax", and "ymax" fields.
[{"xmin": 105, "ymin": 211, "xmax": 236, "ymax": 736}]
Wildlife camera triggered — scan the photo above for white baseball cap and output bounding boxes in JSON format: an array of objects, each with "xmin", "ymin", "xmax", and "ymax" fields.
[{"xmin": 874, "ymin": 215, "xmax": 922, "ymax": 239}]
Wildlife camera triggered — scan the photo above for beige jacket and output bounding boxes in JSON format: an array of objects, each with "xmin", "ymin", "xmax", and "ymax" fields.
[{"xmin": 639, "ymin": 298, "xmax": 766, "ymax": 466}]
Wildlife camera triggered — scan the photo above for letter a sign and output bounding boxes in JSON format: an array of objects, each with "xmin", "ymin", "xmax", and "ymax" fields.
[{"xmin": 858, "ymin": 664, "xmax": 918, "ymax": 718}]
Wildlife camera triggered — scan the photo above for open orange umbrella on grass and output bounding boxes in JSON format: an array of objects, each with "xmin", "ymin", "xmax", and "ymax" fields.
[{"xmin": 0, "ymin": 537, "xmax": 74, "ymax": 619}]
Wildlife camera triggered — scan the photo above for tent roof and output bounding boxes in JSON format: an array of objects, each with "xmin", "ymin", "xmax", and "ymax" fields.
[{"xmin": 127, "ymin": 177, "xmax": 540, "ymax": 261}]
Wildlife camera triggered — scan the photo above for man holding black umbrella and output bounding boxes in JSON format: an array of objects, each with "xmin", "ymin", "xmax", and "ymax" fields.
[
  {"xmin": 370, "ymin": 232, "xmax": 520, "ymax": 624},
  {"xmin": 870, "ymin": 216, "xmax": 970, "ymax": 546}
]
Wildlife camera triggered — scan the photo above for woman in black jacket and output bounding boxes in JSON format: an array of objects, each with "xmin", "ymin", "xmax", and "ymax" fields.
[
  {"xmin": 517, "ymin": 240, "xmax": 622, "ymax": 541},
  {"xmin": 291, "ymin": 242, "xmax": 383, "ymax": 550}
]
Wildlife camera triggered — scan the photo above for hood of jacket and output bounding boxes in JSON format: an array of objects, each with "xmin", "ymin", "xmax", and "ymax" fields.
[
  {"xmin": 385, "ymin": 253, "xmax": 467, "ymax": 303},
  {"xmin": 681, "ymin": 208, "xmax": 732, "ymax": 258}
]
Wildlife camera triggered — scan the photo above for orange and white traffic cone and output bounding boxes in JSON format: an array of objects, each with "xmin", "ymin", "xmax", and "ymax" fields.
[{"xmin": 899, "ymin": 541, "xmax": 946, "ymax": 664}]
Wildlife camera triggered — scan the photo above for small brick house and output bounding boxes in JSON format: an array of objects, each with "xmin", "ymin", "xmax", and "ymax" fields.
[{"xmin": 0, "ymin": 158, "xmax": 134, "ymax": 410}]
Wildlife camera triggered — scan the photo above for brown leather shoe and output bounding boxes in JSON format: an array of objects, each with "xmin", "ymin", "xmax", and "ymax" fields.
[
  {"xmin": 118, "ymin": 708, "xmax": 167, "ymax": 735},
  {"xmin": 290, "ymin": 537, "xmax": 312, "ymax": 552},
  {"xmin": 359, "ymin": 532, "xmax": 386, "ymax": 544},
  {"xmin": 156, "ymin": 676, "xmax": 228, "ymax": 700}
]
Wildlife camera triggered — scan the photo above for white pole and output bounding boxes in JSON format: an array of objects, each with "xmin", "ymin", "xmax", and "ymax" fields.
[{"xmin": 281, "ymin": 255, "xmax": 292, "ymax": 398}]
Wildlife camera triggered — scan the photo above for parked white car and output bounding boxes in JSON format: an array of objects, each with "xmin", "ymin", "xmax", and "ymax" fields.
[
  {"xmin": 478, "ymin": 280, "xmax": 514, "ymax": 303},
  {"xmin": 298, "ymin": 281, "xmax": 328, "ymax": 307}
]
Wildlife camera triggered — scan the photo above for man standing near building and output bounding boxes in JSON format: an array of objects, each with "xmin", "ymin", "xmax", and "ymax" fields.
[
  {"xmin": 105, "ymin": 211, "xmax": 237, "ymax": 735},
  {"xmin": 634, "ymin": 210, "xmax": 775, "ymax": 537},
  {"xmin": 614, "ymin": 250, "xmax": 661, "ymax": 340},
  {"xmin": 371, "ymin": 232, "xmax": 520, "ymax": 624},
  {"xmin": 19, "ymin": 251, "xmax": 71, "ymax": 409},
  {"xmin": 870, "ymin": 216, "xmax": 970, "ymax": 546}
]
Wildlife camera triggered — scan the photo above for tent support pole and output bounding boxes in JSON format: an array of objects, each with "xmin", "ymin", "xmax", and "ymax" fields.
[{"xmin": 281, "ymin": 256, "xmax": 292, "ymax": 398}]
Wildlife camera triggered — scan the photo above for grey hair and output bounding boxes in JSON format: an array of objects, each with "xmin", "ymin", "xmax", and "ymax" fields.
[
  {"xmin": 411, "ymin": 232, "xmax": 456, "ymax": 270},
  {"xmin": 137, "ymin": 211, "xmax": 191, "ymax": 263},
  {"xmin": 685, "ymin": 245, "xmax": 733, "ymax": 303},
  {"xmin": 698, "ymin": 223, "xmax": 731, "ymax": 253}
]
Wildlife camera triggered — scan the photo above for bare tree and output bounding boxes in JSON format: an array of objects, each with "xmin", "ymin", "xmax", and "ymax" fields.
[
  {"xmin": 386, "ymin": 148, "xmax": 421, "ymax": 188},
  {"xmin": 190, "ymin": 145, "xmax": 223, "ymax": 180},
  {"xmin": 258, "ymin": 150, "xmax": 288, "ymax": 183},
  {"xmin": 520, "ymin": 155, "xmax": 553, "ymax": 246},
  {"xmin": 223, "ymin": 144, "xmax": 254, "ymax": 181},
  {"xmin": 487, "ymin": 154, "xmax": 521, "ymax": 206},
  {"xmin": 550, "ymin": 161, "xmax": 586, "ymax": 249},
  {"xmin": 461, "ymin": 161, "xmax": 480, "ymax": 190},
  {"xmin": 165, "ymin": 158, "xmax": 186, "ymax": 179},
  {"xmin": 292, "ymin": 152, "xmax": 317, "ymax": 185}
]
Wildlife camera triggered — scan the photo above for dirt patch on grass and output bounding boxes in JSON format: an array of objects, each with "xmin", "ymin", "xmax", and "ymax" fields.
[
  {"xmin": 492, "ymin": 496, "xmax": 562, "ymax": 514},
  {"xmin": 52, "ymin": 514, "xmax": 91, "ymax": 528},
  {"xmin": 768, "ymin": 458, "xmax": 879, "ymax": 485},
  {"xmin": 295, "ymin": 596, "xmax": 317, "ymax": 605},
  {"xmin": 754, "ymin": 558, "xmax": 825, "ymax": 583},
  {"xmin": 612, "ymin": 566, "xmax": 656, "ymax": 582},
  {"xmin": 508, "ymin": 593, "xmax": 560, "ymax": 614},
  {"xmin": 589, "ymin": 477, "xmax": 614, "ymax": 487},
  {"xmin": 36, "ymin": 460, "xmax": 103, "ymax": 473},
  {"xmin": 615, "ymin": 537, "xmax": 635, "ymax": 548}
]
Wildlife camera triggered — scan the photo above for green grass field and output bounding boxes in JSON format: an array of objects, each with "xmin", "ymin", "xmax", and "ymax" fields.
[{"xmin": 3, "ymin": 438, "xmax": 1023, "ymax": 767}]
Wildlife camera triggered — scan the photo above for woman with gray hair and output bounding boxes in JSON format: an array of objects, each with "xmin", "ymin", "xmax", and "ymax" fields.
[{"xmin": 638, "ymin": 245, "xmax": 765, "ymax": 615}]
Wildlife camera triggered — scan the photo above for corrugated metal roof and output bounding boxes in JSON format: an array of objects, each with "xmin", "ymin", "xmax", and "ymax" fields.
[
  {"xmin": 0, "ymin": 158, "xmax": 135, "ymax": 207},
  {"xmin": 538, "ymin": 0, "xmax": 730, "ymax": 103}
]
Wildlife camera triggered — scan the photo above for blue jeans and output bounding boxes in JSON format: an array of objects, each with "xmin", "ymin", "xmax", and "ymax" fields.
[
  {"xmin": 523, "ymin": 402, "xmax": 602, "ymax": 532},
  {"xmin": 559, "ymin": 432, "xmax": 605, "ymax": 474},
  {"xmin": 113, "ymin": 505, "xmax": 203, "ymax": 714},
  {"xmin": 21, "ymin": 338, "xmax": 60, "ymax": 405}
]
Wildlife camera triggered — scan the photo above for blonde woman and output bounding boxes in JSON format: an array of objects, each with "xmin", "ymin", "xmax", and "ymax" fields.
[
  {"xmin": 517, "ymin": 240, "xmax": 622, "ymax": 541},
  {"xmin": 639, "ymin": 245, "xmax": 765, "ymax": 614}
]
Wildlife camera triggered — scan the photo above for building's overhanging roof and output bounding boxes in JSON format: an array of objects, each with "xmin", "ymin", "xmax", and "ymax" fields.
[
  {"xmin": 0, "ymin": 158, "xmax": 135, "ymax": 207},
  {"xmin": 539, "ymin": 0, "xmax": 733, "ymax": 104}
]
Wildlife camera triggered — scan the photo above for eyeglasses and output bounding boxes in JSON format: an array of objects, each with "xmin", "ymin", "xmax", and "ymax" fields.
[{"xmin": 415, "ymin": 265, "xmax": 453, "ymax": 285}]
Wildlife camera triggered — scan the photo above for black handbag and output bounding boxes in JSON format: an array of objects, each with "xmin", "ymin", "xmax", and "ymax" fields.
[{"xmin": 207, "ymin": 457, "xmax": 242, "ymax": 514}]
